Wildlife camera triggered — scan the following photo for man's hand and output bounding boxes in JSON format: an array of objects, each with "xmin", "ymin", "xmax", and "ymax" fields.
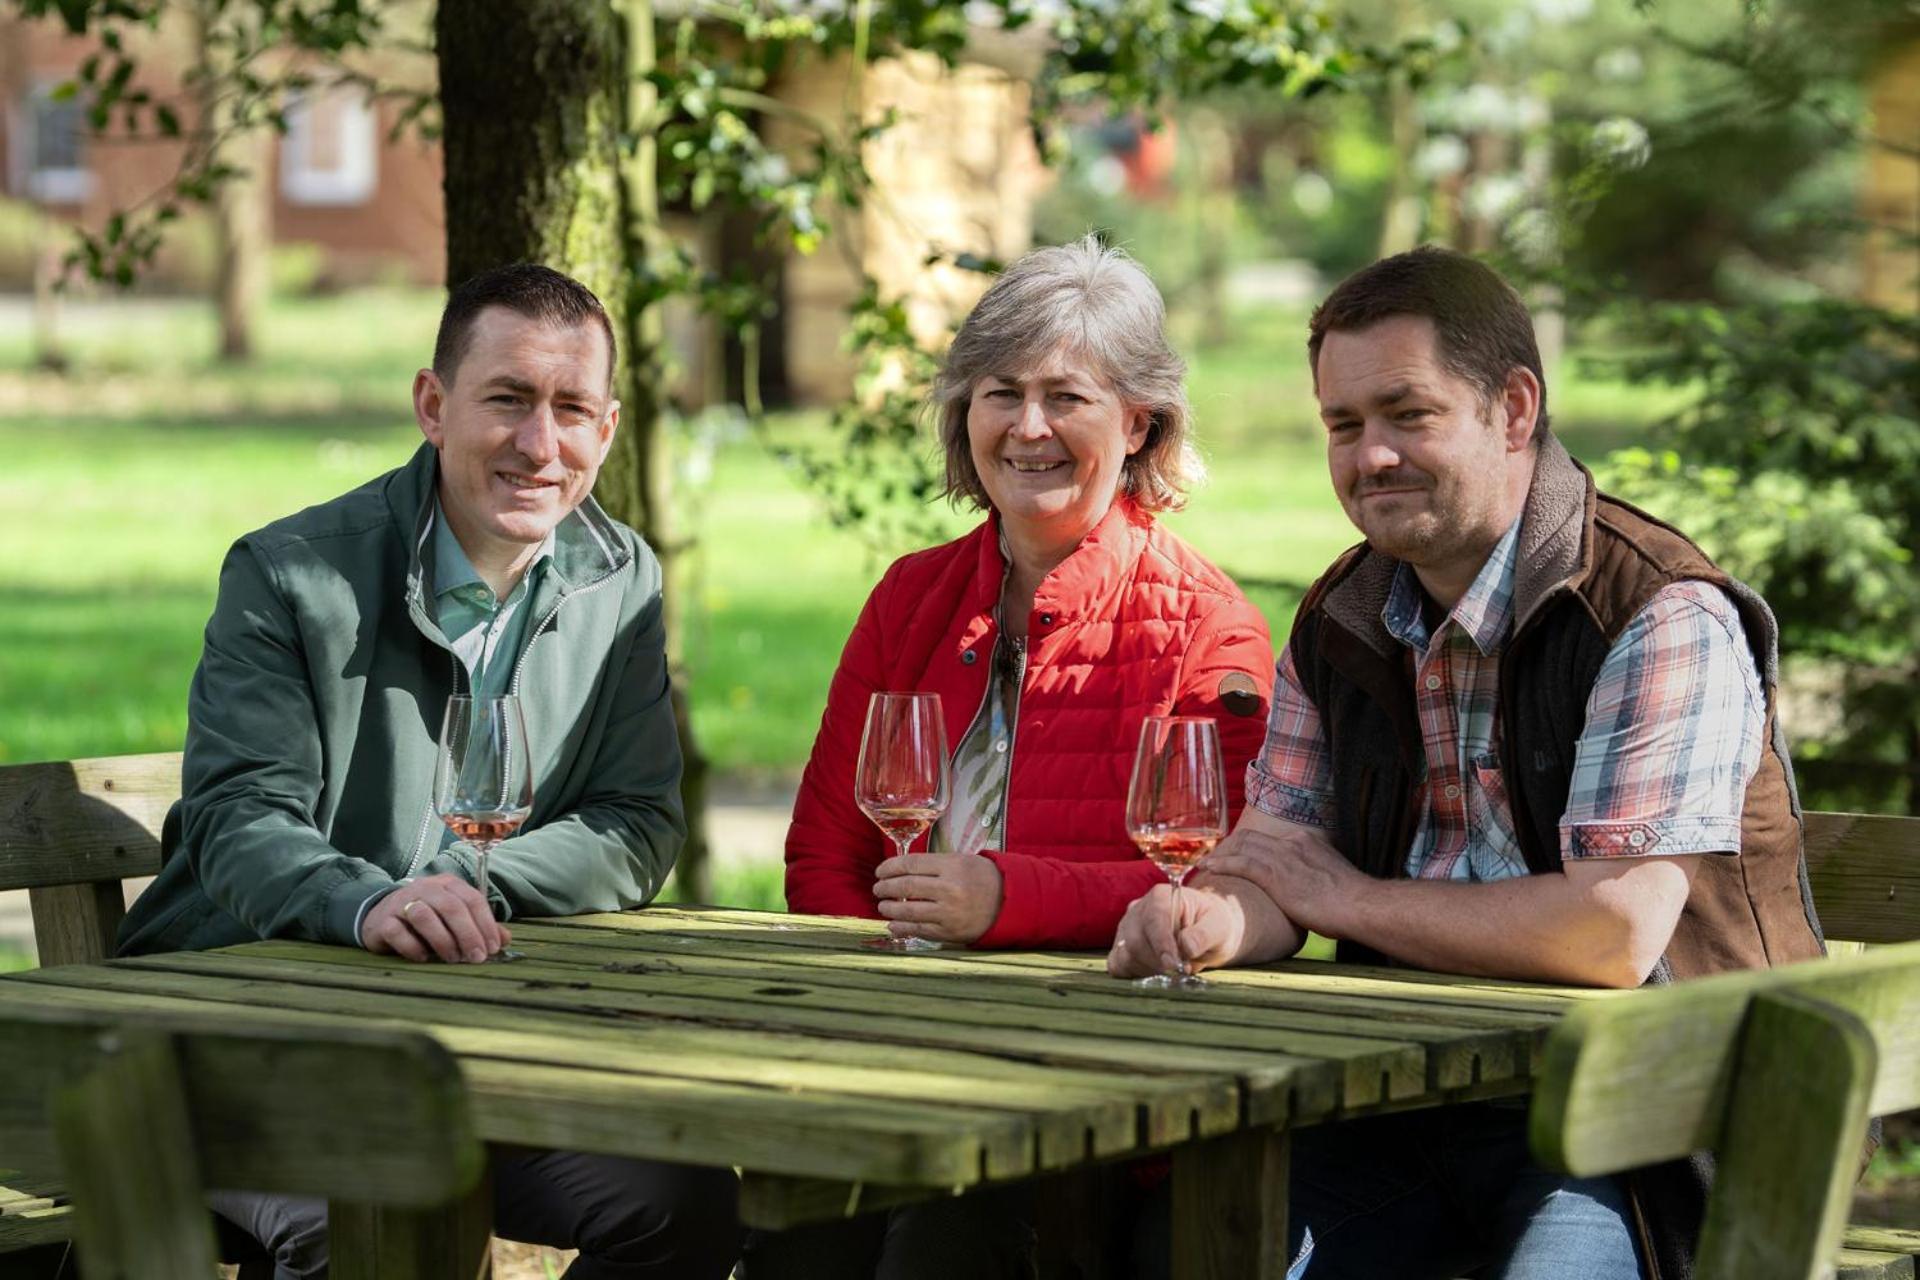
[
  {"xmin": 1107, "ymin": 874, "xmax": 1301, "ymax": 978},
  {"xmin": 873, "ymin": 853, "xmax": 1003, "ymax": 944},
  {"xmin": 1203, "ymin": 818, "xmax": 1367, "ymax": 940},
  {"xmin": 360, "ymin": 873, "xmax": 511, "ymax": 963}
]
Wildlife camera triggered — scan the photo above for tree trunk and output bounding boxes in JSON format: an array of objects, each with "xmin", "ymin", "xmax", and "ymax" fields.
[
  {"xmin": 1375, "ymin": 0, "xmax": 1423, "ymax": 258},
  {"xmin": 210, "ymin": 138, "xmax": 267, "ymax": 360},
  {"xmin": 31, "ymin": 224, "xmax": 66, "ymax": 373},
  {"xmin": 196, "ymin": 1, "xmax": 267, "ymax": 362},
  {"xmin": 436, "ymin": 0, "xmax": 715, "ymax": 902}
]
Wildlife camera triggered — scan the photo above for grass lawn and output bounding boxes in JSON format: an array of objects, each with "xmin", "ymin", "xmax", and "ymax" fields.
[{"xmin": 0, "ymin": 288, "xmax": 1683, "ymax": 775}]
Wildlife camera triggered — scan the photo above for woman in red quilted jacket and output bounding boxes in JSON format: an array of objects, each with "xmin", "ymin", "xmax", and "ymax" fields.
[
  {"xmin": 747, "ymin": 237, "xmax": 1277, "ymax": 1280},
  {"xmin": 785, "ymin": 236, "xmax": 1276, "ymax": 954}
]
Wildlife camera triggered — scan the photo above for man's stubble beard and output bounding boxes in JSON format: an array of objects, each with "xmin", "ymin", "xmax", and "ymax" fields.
[{"xmin": 1357, "ymin": 475, "xmax": 1501, "ymax": 571}]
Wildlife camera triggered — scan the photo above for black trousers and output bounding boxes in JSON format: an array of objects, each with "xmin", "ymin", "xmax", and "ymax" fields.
[
  {"xmin": 735, "ymin": 1184, "xmax": 1035, "ymax": 1280},
  {"xmin": 209, "ymin": 1147, "xmax": 742, "ymax": 1280}
]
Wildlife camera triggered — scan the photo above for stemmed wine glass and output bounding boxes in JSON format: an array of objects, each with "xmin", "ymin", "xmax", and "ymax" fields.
[
  {"xmin": 435, "ymin": 693, "xmax": 533, "ymax": 963},
  {"xmin": 1125, "ymin": 715, "xmax": 1228, "ymax": 989},
  {"xmin": 854, "ymin": 691, "xmax": 950, "ymax": 952}
]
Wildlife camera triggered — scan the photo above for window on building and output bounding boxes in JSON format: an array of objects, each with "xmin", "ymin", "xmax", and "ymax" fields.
[
  {"xmin": 13, "ymin": 83, "xmax": 93, "ymax": 203},
  {"xmin": 280, "ymin": 86, "xmax": 376, "ymax": 206}
]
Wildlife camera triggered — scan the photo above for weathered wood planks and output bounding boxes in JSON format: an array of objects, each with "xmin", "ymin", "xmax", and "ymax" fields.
[
  {"xmin": 0, "ymin": 1002, "xmax": 487, "ymax": 1280},
  {"xmin": 1803, "ymin": 811, "xmax": 1920, "ymax": 945},
  {"xmin": 0, "ymin": 753, "xmax": 175, "ymax": 890},
  {"xmin": 2, "ymin": 907, "xmax": 1578, "ymax": 1247},
  {"xmin": 1531, "ymin": 940, "xmax": 1920, "ymax": 1179},
  {"xmin": 0, "ymin": 752, "xmax": 180, "ymax": 966}
]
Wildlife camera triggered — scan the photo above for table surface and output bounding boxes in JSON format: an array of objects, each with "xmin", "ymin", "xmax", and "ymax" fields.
[{"xmin": 4, "ymin": 906, "xmax": 1617, "ymax": 1227}]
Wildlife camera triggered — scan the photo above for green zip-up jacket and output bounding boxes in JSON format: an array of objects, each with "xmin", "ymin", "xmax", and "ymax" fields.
[{"xmin": 118, "ymin": 442, "xmax": 685, "ymax": 955}]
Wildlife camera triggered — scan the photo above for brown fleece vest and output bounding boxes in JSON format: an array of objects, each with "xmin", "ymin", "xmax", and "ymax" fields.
[{"xmin": 1288, "ymin": 436, "xmax": 1825, "ymax": 981}]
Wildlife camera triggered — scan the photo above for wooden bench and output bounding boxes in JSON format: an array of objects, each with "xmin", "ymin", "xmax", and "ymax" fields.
[
  {"xmin": 0, "ymin": 753, "xmax": 176, "ymax": 967},
  {"xmin": 0, "ymin": 1000, "xmax": 486, "ymax": 1280},
  {"xmin": 1531, "ymin": 938, "xmax": 1920, "ymax": 1280}
]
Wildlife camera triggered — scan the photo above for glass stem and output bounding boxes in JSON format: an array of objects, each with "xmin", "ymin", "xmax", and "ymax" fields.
[
  {"xmin": 473, "ymin": 840, "xmax": 495, "ymax": 914},
  {"xmin": 1168, "ymin": 870, "xmax": 1188, "ymax": 977}
]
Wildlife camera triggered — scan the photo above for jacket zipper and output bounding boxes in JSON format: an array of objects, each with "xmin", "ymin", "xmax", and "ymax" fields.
[
  {"xmin": 508, "ymin": 572, "xmax": 619, "ymax": 697},
  {"xmin": 996, "ymin": 636, "xmax": 1028, "ymax": 846}
]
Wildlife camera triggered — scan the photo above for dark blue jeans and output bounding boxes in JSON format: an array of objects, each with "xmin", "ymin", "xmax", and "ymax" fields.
[{"xmin": 1283, "ymin": 1102, "xmax": 1642, "ymax": 1280}]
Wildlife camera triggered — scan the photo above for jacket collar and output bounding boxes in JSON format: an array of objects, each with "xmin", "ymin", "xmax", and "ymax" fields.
[
  {"xmin": 976, "ymin": 497, "xmax": 1152, "ymax": 618},
  {"xmin": 388, "ymin": 441, "xmax": 632, "ymax": 624},
  {"xmin": 1320, "ymin": 434, "xmax": 1595, "ymax": 656},
  {"xmin": 957, "ymin": 496, "xmax": 1152, "ymax": 655}
]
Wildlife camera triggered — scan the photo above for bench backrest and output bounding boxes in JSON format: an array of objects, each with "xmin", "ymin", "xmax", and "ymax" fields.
[
  {"xmin": 0, "ymin": 753, "xmax": 176, "ymax": 965},
  {"xmin": 1530, "ymin": 939, "xmax": 1920, "ymax": 1280},
  {"xmin": 0, "ymin": 997, "xmax": 484, "ymax": 1280},
  {"xmin": 1802, "ymin": 811, "xmax": 1920, "ymax": 945}
]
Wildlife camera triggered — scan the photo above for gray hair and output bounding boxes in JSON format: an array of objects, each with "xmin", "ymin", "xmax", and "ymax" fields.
[{"xmin": 933, "ymin": 234, "xmax": 1202, "ymax": 514}]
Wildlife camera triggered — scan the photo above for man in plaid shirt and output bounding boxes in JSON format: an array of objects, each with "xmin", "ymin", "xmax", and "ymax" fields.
[{"xmin": 1109, "ymin": 248, "xmax": 1822, "ymax": 1280}]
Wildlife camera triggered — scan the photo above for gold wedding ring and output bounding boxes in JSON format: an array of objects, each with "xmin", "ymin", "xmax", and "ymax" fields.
[{"xmin": 401, "ymin": 899, "xmax": 421, "ymax": 917}]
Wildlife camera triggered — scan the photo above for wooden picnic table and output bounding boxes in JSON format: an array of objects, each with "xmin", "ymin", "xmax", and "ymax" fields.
[{"xmin": 1, "ymin": 905, "xmax": 1615, "ymax": 1279}]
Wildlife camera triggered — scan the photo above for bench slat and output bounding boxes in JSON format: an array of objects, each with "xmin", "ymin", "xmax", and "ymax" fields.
[
  {"xmin": 0, "ymin": 1203, "xmax": 71, "ymax": 1252},
  {"xmin": 1847, "ymin": 1228, "xmax": 1920, "ymax": 1256},
  {"xmin": 1804, "ymin": 812, "xmax": 1920, "ymax": 945},
  {"xmin": 1839, "ymin": 1250, "xmax": 1918, "ymax": 1280},
  {"xmin": 1695, "ymin": 990, "xmax": 1877, "ymax": 1280},
  {"xmin": 28, "ymin": 882, "xmax": 127, "ymax": 968},
  {"xmin": 51, "ymin": 1027, "xmax": 222, "ymax": 1280},
  {"xmin": 0, "ymin": 755, "xmax": 177, "ymax": 891}
]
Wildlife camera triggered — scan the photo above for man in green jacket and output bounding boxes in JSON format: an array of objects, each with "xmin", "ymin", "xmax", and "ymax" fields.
[{"xmin": 119, "ymin": 264, "xmax": 740, "ymax": 1278}]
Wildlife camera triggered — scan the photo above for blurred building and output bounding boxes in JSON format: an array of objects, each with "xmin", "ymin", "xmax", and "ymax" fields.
[
  {"xmin": 0, "ymin": 12, "xmax": 1047, "ymax": 403},
  {"xmin": 1860, "ymin": 35, "xmax": 1919, "ymax": 314},
  {"xmin": 0, "ymin": 14, "xmax": 444, "ymax": 290}
]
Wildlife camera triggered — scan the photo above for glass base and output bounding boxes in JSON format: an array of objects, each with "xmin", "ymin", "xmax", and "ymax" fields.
[
  {"xmin": 1134, "ymin": 970, "xmax": 1208, "ymax": 990},
  {"xmin": 861, "ymin": 934, "xmax": 946, "ymax": 952}
]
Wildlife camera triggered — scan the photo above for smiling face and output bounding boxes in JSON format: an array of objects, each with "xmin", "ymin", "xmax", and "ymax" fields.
[
  {"xmin": 965, "ymin": 347, "xmax": 1150, "ymax": 554},
  {"xmin": 414, "ymin": 307, "xmax": 619, "ymax": 565},
  {"xmin": 1315, "ymin": 314, "xmax": 1535, "ymax": 585}
]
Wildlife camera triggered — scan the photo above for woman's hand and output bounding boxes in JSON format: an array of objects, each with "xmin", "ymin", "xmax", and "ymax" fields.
[{"xmin": 873, "ymin": 853, "xmax": 1005, "ymax": 944}]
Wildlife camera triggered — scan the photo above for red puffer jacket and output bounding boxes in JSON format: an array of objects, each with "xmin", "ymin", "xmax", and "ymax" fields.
[{"xmin": 786, "ymin": 498, "xmax": 1275, "ymax": 949}]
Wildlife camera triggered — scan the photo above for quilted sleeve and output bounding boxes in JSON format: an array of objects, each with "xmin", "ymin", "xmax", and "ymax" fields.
[{"xmin": 784, "ymin": 575, "xmax": 895, "ymax": 919}]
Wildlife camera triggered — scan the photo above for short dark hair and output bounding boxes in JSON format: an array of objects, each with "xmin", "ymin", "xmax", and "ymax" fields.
[
  {"xmin": 432, "ymin": 263, "xmax": 618, "ymax": 391},
  {"xmin": 1307, "ymin": 246, "xmax": 1549, "ymax": 439}
]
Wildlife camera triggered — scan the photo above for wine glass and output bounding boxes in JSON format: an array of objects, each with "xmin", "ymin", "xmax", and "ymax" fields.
[
  {"xmin": 435, "ymin": 693, "xmax": 533, "ymax": 963},
  {"xmin": 854, "ymin": 691, "xmax": 951, "ymax": 952},
  {"xmin": 1126, "ymin": 715, "xmax": 1227, "ymax": 989}
]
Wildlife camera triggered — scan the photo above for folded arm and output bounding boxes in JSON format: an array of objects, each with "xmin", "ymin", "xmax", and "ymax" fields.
[{"xmin": 1207, "ymin": 808, "xmax": 1698, "ymax": 988}]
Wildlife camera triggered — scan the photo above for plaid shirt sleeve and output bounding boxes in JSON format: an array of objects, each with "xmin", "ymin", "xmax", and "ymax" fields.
[
  {"xmin": 1560, "ymin": 581, "xmax": 1765, "ymax": 860},
  {"xmin": 1245, "ymin": 646, "xmax": 1338, "ymax": 829}
]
